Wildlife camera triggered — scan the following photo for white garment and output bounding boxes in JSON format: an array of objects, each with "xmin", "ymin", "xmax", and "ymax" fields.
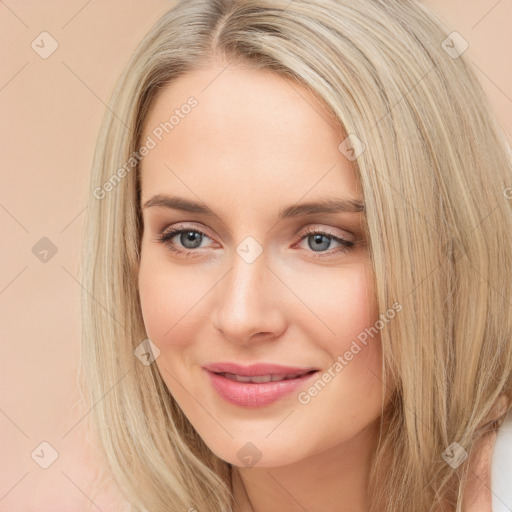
[{"xmin": 492, "ymin": 409, "xmax": 512, "ymax": 512}]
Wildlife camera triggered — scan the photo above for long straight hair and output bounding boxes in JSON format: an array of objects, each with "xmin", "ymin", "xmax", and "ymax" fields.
[{"xmin": 80, "ymin": 1, "xmax": 512, "ymax": 511}]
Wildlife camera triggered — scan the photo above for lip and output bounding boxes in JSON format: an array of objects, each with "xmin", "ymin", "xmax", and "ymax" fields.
[
  {"xmin": 202, "ymin": 362, "xmax": 320, "ymax": 408},
  {"xmin": 202, "ymin": 362, "xmax": 319, "ymax": 377}
]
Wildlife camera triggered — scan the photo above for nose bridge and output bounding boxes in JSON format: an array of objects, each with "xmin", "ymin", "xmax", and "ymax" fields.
[
  {"xmin": 222, "ymin": 248, "xmax": 268, "ymax": 316},
  {"xmin": 213, "ymin": 245, "xmax": 284, "ymax": 342}
]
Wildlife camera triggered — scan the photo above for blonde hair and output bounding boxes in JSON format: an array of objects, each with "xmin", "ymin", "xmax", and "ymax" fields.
[{"xmin": 80, "ymin": 1, "xmax": 512, "ymax": 511}]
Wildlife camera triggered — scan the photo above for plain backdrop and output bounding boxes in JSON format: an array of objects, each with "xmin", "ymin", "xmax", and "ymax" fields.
[{"xmin": 1, "ymin": 1, "xmax": 511, "ymax": 510}]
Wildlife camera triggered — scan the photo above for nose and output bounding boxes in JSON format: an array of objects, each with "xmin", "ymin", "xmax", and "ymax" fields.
[{"xmin": 212, "ymin": 251, "xmax": 288, "ymax": 346}]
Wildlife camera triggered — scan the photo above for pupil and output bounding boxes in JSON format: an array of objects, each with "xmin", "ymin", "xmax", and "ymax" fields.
[
  {"xmin": 309, "ymin": 234, "xmax": 329, "ymax": 251},
  {"xmin": 182, "ymin": 231, "xmax": 202, "ymax": 248}
]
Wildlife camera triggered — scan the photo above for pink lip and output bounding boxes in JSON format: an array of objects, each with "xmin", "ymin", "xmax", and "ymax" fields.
[
  {"xmin": 202, "ymin": 362, "xmax": 319, "ymax": 407},
  {"xmin": 203, "ymin": 362, "xmax": 318, "ymax": 376}
]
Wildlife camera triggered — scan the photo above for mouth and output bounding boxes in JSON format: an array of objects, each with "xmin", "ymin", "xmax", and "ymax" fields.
[
  {"xmin": 202, "ymin": 361, "xmax": 320, "ymax": 377},
  {"xmin": 214, "ymin": 369, "xmax": 318, "ymax": 383},
  {"xmin": 202, "ymin": 364, "xmax": 320, "ymax": 407}
]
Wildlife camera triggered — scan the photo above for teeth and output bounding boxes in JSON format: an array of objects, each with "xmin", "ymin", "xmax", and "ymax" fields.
[{"xmin": 220, "ymin": 372, "xmax": 306, "ymax": 383}]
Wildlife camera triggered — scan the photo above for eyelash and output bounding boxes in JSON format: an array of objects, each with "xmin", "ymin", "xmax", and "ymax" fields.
[{"xmin": 156, "ymin": 224, "xmax": 356, "ymax": 259}]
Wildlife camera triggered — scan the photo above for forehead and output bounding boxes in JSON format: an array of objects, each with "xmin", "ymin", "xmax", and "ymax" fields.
[{"xmin": 139, "ymin": 64, "xmax": 361, "ymax": 210}]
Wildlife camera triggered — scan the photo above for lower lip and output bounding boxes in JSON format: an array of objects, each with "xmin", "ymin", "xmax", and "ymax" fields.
[{"xmin": 204, "ymin": 369, "xmax": 319, "ymax": 407}]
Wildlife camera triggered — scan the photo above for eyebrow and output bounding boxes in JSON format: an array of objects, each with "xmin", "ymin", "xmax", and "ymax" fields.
[{"xmin": 142, "ymin": 194, "xmax": 365, "ymax": 220}]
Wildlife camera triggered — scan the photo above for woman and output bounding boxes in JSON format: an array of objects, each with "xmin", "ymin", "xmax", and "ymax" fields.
[{"xmin": 80, "ymin": 0, "xmax": 512, "ymax": 511}]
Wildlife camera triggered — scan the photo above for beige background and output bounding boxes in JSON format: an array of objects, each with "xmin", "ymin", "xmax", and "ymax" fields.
[{"xmin": 1, "ymin": 1, "xmax": 511, "ymax": 510}]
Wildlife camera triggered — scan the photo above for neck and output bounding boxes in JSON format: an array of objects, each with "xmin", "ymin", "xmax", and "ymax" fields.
[{"xmin": 231, "ymin": 418, "xmax": 380, "ymax": 512}]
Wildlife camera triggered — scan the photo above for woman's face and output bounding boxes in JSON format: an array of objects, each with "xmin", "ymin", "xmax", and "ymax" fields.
[{"xmin": 138, "ymin": 62, "xmax": 389, "ymax": 467}]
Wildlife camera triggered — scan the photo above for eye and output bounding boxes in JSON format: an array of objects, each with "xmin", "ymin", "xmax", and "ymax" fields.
[
  {"xmin": 157, "ymin": 224, "xmax": 214, "ymax": 258},
  {"xmin": 294, "ymin": 227, "xmax": 356, "ymax": 258}
]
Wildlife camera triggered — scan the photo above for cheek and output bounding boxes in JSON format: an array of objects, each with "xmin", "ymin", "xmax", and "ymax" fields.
[
  {"xmin": 298, "ymin": 306, "xmax": 384, "ymax": 439},
  {"xmin": 289, "ymin": 260, "xmax": 378, "ymax": 351},
  {"xmin": 137, "ymin": 251, "xmax": 206, "ymax": 351},
  {"xmin": 330, "ymin": 265, "xmax": 382, "ymax": 389},
  {"xmin": 294, "ymin": 262, "xmax": 383, "ymax": 409},
  {"xmin": 337, "ymin": 264, "xmax": 379, "ymax": 348}
]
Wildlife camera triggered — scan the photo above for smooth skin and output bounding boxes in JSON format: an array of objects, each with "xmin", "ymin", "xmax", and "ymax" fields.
[{"xmin": 137, "ymin": 60, "xmax": 496, "ymax": 512}]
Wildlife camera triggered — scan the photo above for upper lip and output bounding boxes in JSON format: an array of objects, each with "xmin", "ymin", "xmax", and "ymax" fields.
[{"xmin": 203, "ymin": 362, "xmax": 319, "ymax": 377}]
